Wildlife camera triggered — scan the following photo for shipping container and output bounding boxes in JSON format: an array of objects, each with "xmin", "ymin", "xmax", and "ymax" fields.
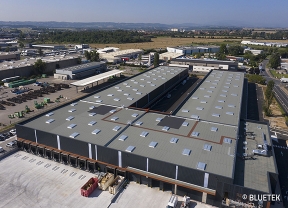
[
  {"xmin": 80, "ymin": 177, "xmax": 99, "ymax": 197},
  {"xmin": 108, "ymin": 175, "xmax": 125, "ymax": 195},
  {"xmin": 98, "ymin": 172, "xmax": 114, "ymax": 191}
]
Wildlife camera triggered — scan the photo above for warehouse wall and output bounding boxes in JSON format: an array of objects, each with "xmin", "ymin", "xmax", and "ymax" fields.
[
  {"xmin": 0, "ymin": 58, "xmax": 78, "ymax": 80},
  {"xmin": 122, "ymin": 151, "xmax": 147, "ymax": 171},
  {"xmin": 59, "ymin": 135, "xmax": 89, "ymax": 158},
  {"xmin": 97, "ymin": 146, "xmax": 118, "ymax": 165},
  {"xmin": 16, "ymin": 125, "xmax": 36, "ymax": 142}
]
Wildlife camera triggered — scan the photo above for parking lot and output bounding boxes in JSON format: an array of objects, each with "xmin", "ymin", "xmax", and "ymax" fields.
[{"xmin": 0, "ymin": 151, "xmax": 216, "ymax": 208}]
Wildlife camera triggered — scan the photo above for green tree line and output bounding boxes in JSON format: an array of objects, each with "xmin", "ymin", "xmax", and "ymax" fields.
[{"xmin": 39, "ymin": 30, "xmax": 151, "ymax": 44}]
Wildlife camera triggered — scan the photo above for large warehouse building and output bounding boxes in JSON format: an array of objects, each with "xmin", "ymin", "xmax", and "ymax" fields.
[
  {"xmin": 170, "ymin": 58, "xmax": 239, "ymax": 72},
  {"xmin": 54, "ymin": 62, "xmax": 107, "ymax": 80},
  {"xmin": 16, "ymin": 67, "xmax": 278, "ymax": 207},
  {"xmin": 167, "ymin": 46, "xmax": 220, "ymax": 55}
]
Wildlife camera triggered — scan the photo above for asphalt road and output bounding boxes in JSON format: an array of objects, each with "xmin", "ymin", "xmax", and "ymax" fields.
[{"xmin": 0, "ymin": 135, "xmax": 17, "ymax": 155}]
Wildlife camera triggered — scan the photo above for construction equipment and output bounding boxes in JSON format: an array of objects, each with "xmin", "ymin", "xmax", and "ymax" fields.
[
  {"xmin": 167, "ymin": 194, "xmax": 178, "ymax": 208},
  {"xmin": 44, "ymin": 98, "xmax": 50, "ymax": 103},
  {"xmin": 25, "ymin": 105, "xmax": 33, "ymax": 113},
  {"xmin": 180, "ymin": 196, "xmax": 191, "ymax": 208},
  {"xmin": 34, "ymin": 101, "xmax": 41, "ymax": 109},
  {"xmin": 14, "ymin": 111, "xmax": 24, "ymax": 118}
]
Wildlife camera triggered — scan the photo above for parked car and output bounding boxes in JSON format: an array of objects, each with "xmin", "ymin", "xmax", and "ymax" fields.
[
  {"xmin": 10, "ymin": 129, "xmax": 16, "ymax": 135},
  {"xmin": 0, "ymin": 136, "xmax": 5, "ymax": 141},
  {"xmin": 6, "ymin": 142, "xmax": 16, "ymax": 148},
  {"xmin": 0, "ymin": 146, "xmax": 4, "ymax": 153}
]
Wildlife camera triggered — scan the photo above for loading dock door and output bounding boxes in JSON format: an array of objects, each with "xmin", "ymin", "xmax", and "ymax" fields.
[
  {"xmin": 70, "ymin": 156, "xmax": 77, "ymax": 167},
  {"xmin": 152, "ymin": 179, "xmax": 160, "ymax": 189},
  {"xmin": 53, "ymin": 152, "xmax": 60, "ymax": 162},
  {"xmin": 62, "ymin": 154, "xmax": 68, "ymax": 164},
  {"xmin": 88, "ymin": 162, "xmax": 95, "ymax": 173},
  {"xmin": 163, "ymin": 182, "xmax": 173, "ymax": 193},
  {"xmin": 140, "ymin": 176, "xmax": 149, "ymax": 186},
  {"xmin": 23, "ymin": 143, "xmax": 30, "ymax": 152},
  {"xmin": 30, "ymin": 145, "xmax": 37, "ymax": 155},
  {"xmin": 46, "ymin": 149, "xmax": 52, "ymax": 160},
  {"xmin": 78, "ymin": 159, "xmax": 87, "ymax": 170},
  {"xmin": 38, "ymin": 147, "xmax": 44, "ymax": 157}
]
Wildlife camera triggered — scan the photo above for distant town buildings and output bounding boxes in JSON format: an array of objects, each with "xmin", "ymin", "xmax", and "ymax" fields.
[
  {"xmin": 243, "ymin": 48, "xmax": 263, "ymax": 55},
  {"xmin": 241, "ymin": 40, "xmax": 288, "ymax": 47}
]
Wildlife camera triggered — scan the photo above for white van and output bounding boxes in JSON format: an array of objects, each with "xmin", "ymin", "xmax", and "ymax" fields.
[{"xmin": 167, "ymin": 194, "xmax": 178, "ymax": 208}]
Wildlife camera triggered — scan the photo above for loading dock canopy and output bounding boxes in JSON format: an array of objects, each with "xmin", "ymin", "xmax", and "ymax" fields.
[
  {"xmin": 126, "ymin": 167, "xmax": 216, "ymax": 196},
  {"xmin": 70, "ymin": 69, "xmax": 123, "ymax": 87}
]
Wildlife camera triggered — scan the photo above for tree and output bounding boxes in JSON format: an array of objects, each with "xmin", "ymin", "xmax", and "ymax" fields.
[
  {"xmin": 84, "ymin": 51, "xmax": 91, "ymax": 61},
  {"xmin": 219, "ymin": 44, "xmax": 228, "ymax": 54},
  {"xmin": 263, "ymin": 80, "xmax": 274, "ymax": 116},
  {"xmin": 269, "ymin": 53, "xmax": 281, "ymax": 69},
  {"xmin": 90, "ymin": 51, "xmax": 100, "ymax": 62},
  {"xmin": 153, "ymin": 52, "xmax": 159, "ymax": 66},
  {"xmin": 228, "ymin": 45, "xmax": 244, "ymax": 56},
  {"xmin": 19, "ymin": 42, "xmax": 24, "ymax": 49},
  {"xmin": 33, "ymin": 59, "xmax": 46, "ymax": 75},
  {"xmin": 5, "ymin": 47, "xmax": 10, "ymax": 52},
  {"xmin": 38, "ymin": 48, "xmax": 43, "ymax": 56},
  {"xmin": 77, "ymin": 56, "xmax": 82, "ymax": 64}
]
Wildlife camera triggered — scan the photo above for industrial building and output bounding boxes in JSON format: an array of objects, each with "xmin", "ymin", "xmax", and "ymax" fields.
[
  {"xmin": 15, "ymin": 67, "xmax": 278, "ymax": 207},
  {"xmin": 0, "ymin": 52, "xmax": 20, "ymax": 61},
  {"xmin": 167, "ymin": 46, "xmax": 220, "ymax": 55},
  {"xmin": 244, "ymin": 48, "xmax": 264, "ymax": 56},
  {"xmin": 0, "ymin": 42, "xmax": 18, "ymax": 52},
  {"xmin": 0, "ymin": 56, "xmax": 79, "ymax": 80},
  {"xmin": 100, "ymin": 49, "xmax": 143, "ymax": 63},
  {"xmin": 241, "ymin": 40, "xmax": 288, "ymax": 47},
  {"xmin": 170, "ymin": 58, "xmax": 239, "ymax": 72},
  {"xmin": 159, "ymin": 52, "xmax": 183, "ymax": 61},
  {"xmin": 54, "ymin": 62, "xmax": 107, "ymax": 80},
  {"xmin": 74, "ymin": 44, "xmax": 89, "ymax": 50},
  {"xmin": 31, "ymin": 44, "xmax": 65, "ymax": 50}
]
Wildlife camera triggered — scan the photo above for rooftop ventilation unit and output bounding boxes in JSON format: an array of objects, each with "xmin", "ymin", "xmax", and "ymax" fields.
[
  {"xmin": 68, "ymin": 109, "xmax": 76, "ymax": 113},
  {"xmin": 114, "ymin": 98, "xmax": 120, "ymax": 101},
  {"xmin": 211, "ymin": 127, "xmax": 218, "ymax": 132},
  {"xmin": 136, "ymin": 92, "xmax": 142, "ymax": 95},
  {"xmin": 212, "ymin": 83, "xmax": 217, "ymax": 85},
  {"xmin": 204, "ymin": 95, "xmax": 210, "ymax": 98},
  {"xmin": 191, "ymin": 115, "xmax": 199, "ymax": 120},
  {"xmin": 88, "ymin": 121, "xmax": 97, "ymax": 126},
  {"xmin": 205, "ymin": 80, "xmax": 211, "ymax": 83},
  {"xmin": 132, "ymin": 113, "xmax": 139, "ymax": 117},
  {"xmin": 67, "ymin": 124, "xmax": 77, "ymax": 129},
  {"xmin": 170, "ymin": 138, "xmax": 179, "ymax": 144},
  {"xmin": 96, "ymin": 100, "xmax": 103, "ymax": 103},
  {"xmin": 126, "ymin": 146, "xmax": 135, "ymax": 153},
  {"xmin": 123, "ymin": 82, "xmax": 128, "ymax": 85},
  {"xmin": 226, "ymin": 82, "xmax": 231, "ymax": 85},
  {"xmin": 182, "ymin": 122, "xmax": 189, "ymax": 127},
  {"xmin": 147, "ymin": 81, "xmax": 151, "ymax": 84},
  {"xmin": 89, "ymin": 106, "xmax": 95, "ymax": 110},
  {"xmin": 134, "ymin": 81, "xmax": 139, "ymax": 84},
  {"xmin": 196, "ymin": 107, "xmax": 204, "ymax": 111},
  {"xmin": 210, "ymin": 86, "xmax": 216, "ymax": 89},
  {"xmin": 111, "ymin": 117, "xmax": 119, "ymax": 121},
  {"xmin": 203, "ymin": 144, "xmax": 212, "ymax": 151},
  {"xmin": 126, "ymin": 85, "xmax": 131, "ymax": 88},
  {"xmin": 200, "ymin": 101, "xmax": 207, "ymax": 104},
  {"xmin": 89, "ymin": 113, "xmax": 96, "ymax": 116},
  {"xmin": 233, "ymin": 85, "xmax": 239, "ymax": 87},
  {"xmin": 115, "ymin": 86, "xmax": 120, "ymax": 89},
  {"xmin": 228, "ymin": 105, "xmax": 236, "ymax": 108},
  {"xmin": 46, "ymin": 119, "xmax": 55, "ymax": 124},
  {"xmin": 207, "ymin": 90, "xmax": 213, "ymax": 93},
  {"xmin": 133, "ymin": 89, "xmax": 138, "ymax": 91},
  {"xmin": 191, "ymin": 132, "xmax": 199, "ymax": 137},
  {"xmin": 69, "ymin": 132, "xmax": 79, "ymax": 138},
  {"xmin": 113, "ymin": 126, "xmax": 121, "ymax": 131},
  {"xmin": 71, "ymin": 102, "xmax": 77, "ymax": 106},
  {"xmin": 140, "ymin": 85, "xmax": 145, "ymax": 87},
  {"xmin": 156, "ymin": 117, "xmax": 163, "ymax": 122},
  {"xmin": 215, "ymin": 106, "xmax": 223, "ymax": 109},
  {"xmin": 191, "ymin": 96, "xmax": 199, "ymax": 100},
  {"xmin": 66, "ymin": 116, "xmax": 74, "ymax": 121},
  {"xmin": 218, "ymin": 100, "xmax": 225, "ymax": 103},
  {"xmin": 231, "ymin": 93, "xmax": 237, "ymax": 96},
  {"xmin": 182, "ymin": 149, "xmax": 191, "ymax": 156},
  {"xmin": 124, "ymin": 93, "xmax": 130, "ymax": 96},
  {"xmin": 199, "ymin": 87, "xmax": 205, "ymax": 90},
  {"xmin": 140, "ymin": 131, "xmax": 149, "ymax": 137},
  {"xmin": 226, "ymin": 112, "xmax": 234, "ymax": 115},
  {"xmin": 223, "ymin": 138, "xmax": 232, "ymax": 144},
  {"xmin": 212, "ymin": 113, "xmax": 220, "ymax": 117},
  {"xmin": 151, "ymin": 84, "xmax": 156, "ymax": 87},
  {"xmin": 92, "ymin": 129, "xmax": 101, "ymax": 135},
  {"xmin": 127, "ymin": 97, "xmax": 134, "ymax": 100},
  {"xmin": 182, "ymin": 109, "xmax": 189, "ymax": 113},
  {"xmin": 197, "ymin": 162, "xmax": 206, "ymax": 171},
  {"xmin": 220, "ymin": 94, "xmax": 227, "ymax": 97},
  {"xmin": 119, "ymin": 135, "xmax": 128, "ymax": 141},
  {"xmin": 162, "ymin": 126, "xmax": 170, "ymax": 131},
  {"xmin": 149, "ymin": 141, "xmax": 158, "ymax": 148},
  {"xmin": 135, "ymin": 121, "xmax": 143, "ymax": 126},
  {"xmin": 117, "ymin": 89, "xmax": 123, "ymax": 92},
  {"xmin": 94, "ymin": 95, "xmax": 101, "ymax": 98},
  {"xmin": 224, "ymin": 86, "xmax": 229, "ymax": 89},
  {"xmin": 110, "ymin": 109, "xmax": 117, "ymax": 113},
  {"xmin": 46, "ymin": 112, "xmax": 54, "ymax": 117}
]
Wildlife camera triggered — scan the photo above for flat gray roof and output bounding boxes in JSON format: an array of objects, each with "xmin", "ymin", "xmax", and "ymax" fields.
[
  {"xmin": 176, "ymin": 71, "xmax": 244, "ymax": 126},
  {"xmin": 234, "ymin": 121, "xmax": 277, "ymax": 193},
  {"xmin": 83, "ymin": 66, "xmax": 187, "ymax": 107},
  {"xmin": 70, "ymin": 69, "xmax": 123, "ymax": 87},
  {"xmin": 107, "ymin": 112, "xmax": 237, "ymax": 178},
  {"xmin": 171, "ymin": 58, "xmax": 238, "ymax": 65},
  {"xmin": 56, "ymin": 62, "xmax": 104, "ymax": 73}
]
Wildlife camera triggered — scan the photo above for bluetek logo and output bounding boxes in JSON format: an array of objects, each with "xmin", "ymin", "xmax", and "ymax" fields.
[{"xmin": 242, "ymin": 194, "xmax": 281, "ymax": 202}]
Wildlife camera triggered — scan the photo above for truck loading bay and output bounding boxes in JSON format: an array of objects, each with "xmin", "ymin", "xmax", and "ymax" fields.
[{"xmin": 0, "ymin": 151, "xmax": 214, "ymax": 208}]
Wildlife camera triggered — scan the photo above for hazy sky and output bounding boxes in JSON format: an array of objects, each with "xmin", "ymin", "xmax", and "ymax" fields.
[{"xmin": 1, "ymin": 0, "xmax": 288, "ymax": 27}]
